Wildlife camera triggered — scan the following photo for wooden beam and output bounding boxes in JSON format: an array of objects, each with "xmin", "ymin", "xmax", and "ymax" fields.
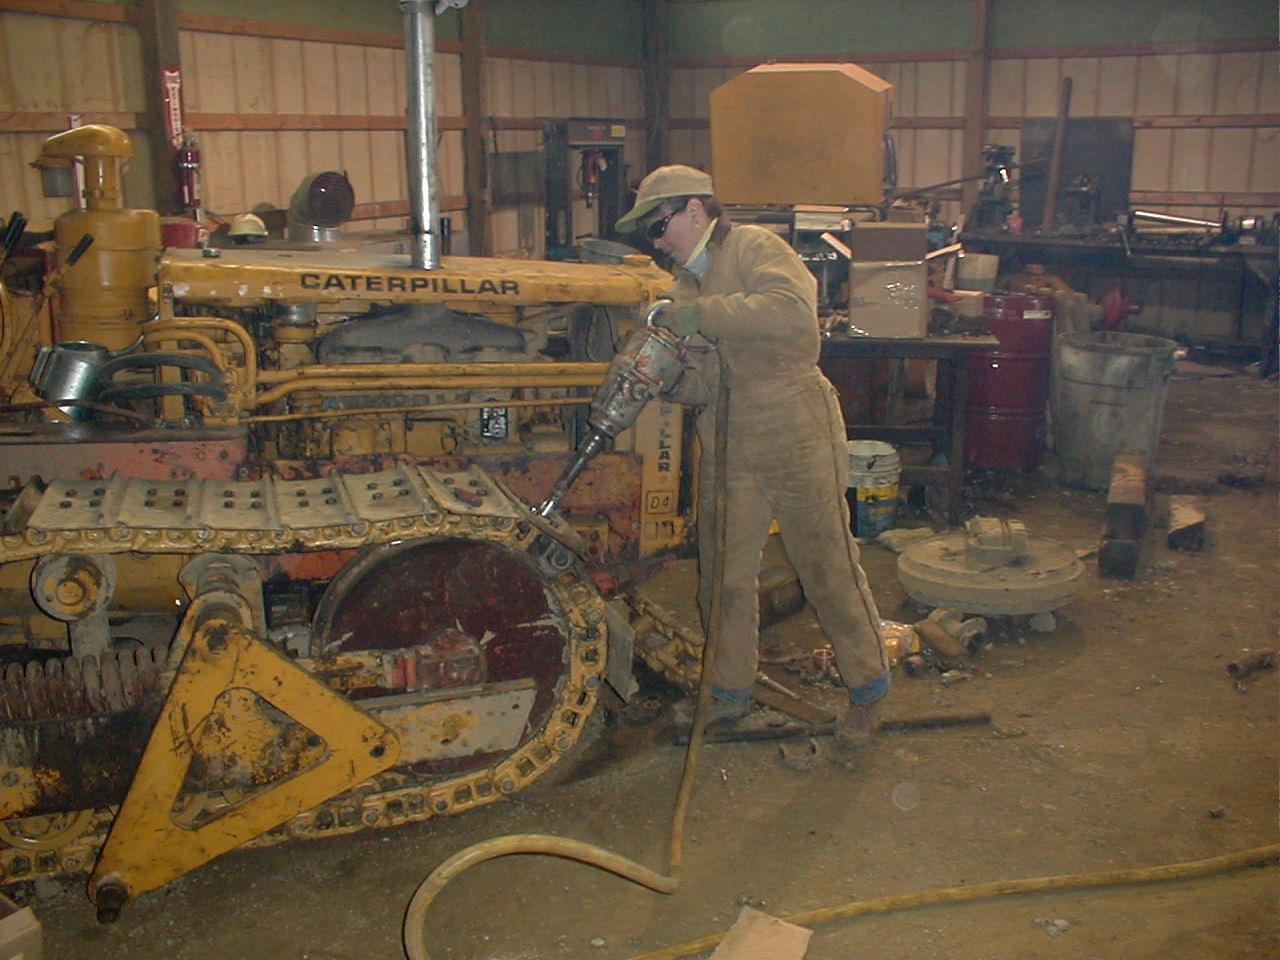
[
  {"xmin": 184, "ymin": 114, "xmax": 458, "ymax": 132},
  {"xmin": 0, "ymin": 0, "xmax": 131, "ymax": 21},
  {"xmin": 0, "ymin": 112, "xmax": 141, "ymax": 132},
  {"xmin": 671, "ymin": 36, "xmax": 1275, "ymax": 70},
  {"xmin": 459, "ymin": 1, "xmax": 491, "ymax": 256},
  {"xmin": 960, "ymin": 0, "xmax": 991, "ymax": 219},
  {"xmin": 671, "ymin": 49, "xmax": 966, "ymax": 69},
  {"xmin": 135, "ymin": 0, "xmax": 182, "ymax": 215},
  {"xmin": 1137, "ymin": 115, "xmax": 1280, "ymax": 129},
  {"xmin": 643, "ymin": 0, "xmax": 669, "ymax": 172}
]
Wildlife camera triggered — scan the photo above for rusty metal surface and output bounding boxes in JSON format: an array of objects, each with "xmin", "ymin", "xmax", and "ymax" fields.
[
  {"xmin": 275, "ymin": 451, "xmax": 649, "ymax": 575},
  {"xmin": 0, "ymin": 427, "xmax": 247, "ymax": 484}
]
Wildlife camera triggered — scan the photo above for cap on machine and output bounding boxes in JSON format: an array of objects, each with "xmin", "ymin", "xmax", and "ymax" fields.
[{"xmin": 615, "ymin": 164, "xmax": 714, "ymax": 233}]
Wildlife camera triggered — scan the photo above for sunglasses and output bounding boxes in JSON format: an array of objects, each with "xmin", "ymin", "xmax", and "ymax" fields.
[{"xmin": 646, "ymin": 200, "xmax": 689, "ymax": 240}]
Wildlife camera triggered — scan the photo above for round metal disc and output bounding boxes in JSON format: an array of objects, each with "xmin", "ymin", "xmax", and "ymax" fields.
[{"xmin": 897, "ymin": 526, "xmax": 1084, "ymax": 615}]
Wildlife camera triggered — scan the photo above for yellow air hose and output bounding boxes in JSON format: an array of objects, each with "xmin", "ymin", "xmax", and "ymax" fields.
[
  {"xmin": 623, "ymin": 842, "xmax": 1280, "ymax": 960},
  {"xmin": 403, "ymin": 353, "xmax": 733, "ymax": 960}
]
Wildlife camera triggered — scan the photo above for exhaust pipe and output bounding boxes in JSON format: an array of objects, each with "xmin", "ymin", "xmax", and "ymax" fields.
[{"xmin": 402, "ymin": 0, "xmax": 442, "ymax": 269}]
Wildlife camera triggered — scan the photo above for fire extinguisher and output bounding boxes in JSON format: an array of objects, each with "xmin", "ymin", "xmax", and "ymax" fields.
[
  {"xmin": 579, "ymin": 150, "xmax": 604, "ymax": 209},
  {"xmin": 177, "ymin": 134, "xmax": 201, "ymax": 213}
]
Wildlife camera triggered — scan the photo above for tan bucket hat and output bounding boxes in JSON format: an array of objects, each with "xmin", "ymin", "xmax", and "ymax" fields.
[{"xmin": 616, "ymin": 164, "xmax": 714, "ymax": 233}]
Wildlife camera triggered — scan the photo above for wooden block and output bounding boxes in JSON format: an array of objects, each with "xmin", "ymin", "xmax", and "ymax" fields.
[
  {"xmin": 1098, "ymin": 536, "xmax": 1139, "ymax": 579},
  {"xmin": 1105, "ymin": 453, "xmax": 1148, "ymax": 542},
  {"xmin": 751, "ymin": 685, "xmax": 836, "ymax": 726},
  {"xmin": 711, "ymin": 906, "xmax": 811, "ymax": 960},
  {"xmin": 1167, "ymin": 495, "xmax": 1206, "ymax": 551}
]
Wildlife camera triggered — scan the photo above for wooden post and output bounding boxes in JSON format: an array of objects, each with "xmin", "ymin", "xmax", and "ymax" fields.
[
  {"xmin": 460, "ymin": 2, "xmax": 491, "ymax": 256},
  {"xmin": 1041, "ymin": 76, "xmax": 1073, "ymax": 231},
  {"xmin": 643, "ymin": 0, "xmax": 669, "ymax": 173},
  {"xmin": 136, "ymin": 0, "xmax": 181, "ymax": 215},
  {"xmin": 1099, "ymin": 453, "xmax": 1147, "ymax": 579},
  {"xmin": 960, "ymin": 0, "xmax": 991, "ymax": 222}
]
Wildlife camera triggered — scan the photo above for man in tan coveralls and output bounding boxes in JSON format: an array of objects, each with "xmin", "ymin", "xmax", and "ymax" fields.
[{"xmin": 616, "ymin": 165, "xmax": 890, "ymax": 742}]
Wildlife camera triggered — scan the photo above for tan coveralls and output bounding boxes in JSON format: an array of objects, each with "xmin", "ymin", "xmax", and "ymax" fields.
[{"xmin": 668, "ymin": 217, "xmax": 888, "ymax": 693}]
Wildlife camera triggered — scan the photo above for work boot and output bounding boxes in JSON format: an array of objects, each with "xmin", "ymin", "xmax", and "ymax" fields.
[
  {"xmin": 834, "ymin": 696, "xmax": 885, "ymax": 746},
  {"xmin": 835, "ymin": 670, "xmax": 890, "ymax": 747},
  {"xmin": 669, "ymin": 686, "xmax": 751, "ymax": 730}
]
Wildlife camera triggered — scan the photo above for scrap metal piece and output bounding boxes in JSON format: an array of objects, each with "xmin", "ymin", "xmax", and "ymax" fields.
[
  {"xmin": 1227, "ymin": 650, "xmax": 1276, "ymax": 681},
  {"xmin": 897, "ymin": 517, "xmax": 1084, "ymax": 615},
  {"xmin": 777, "ymin": 738, "xmax": 823, "ymax": 771}
]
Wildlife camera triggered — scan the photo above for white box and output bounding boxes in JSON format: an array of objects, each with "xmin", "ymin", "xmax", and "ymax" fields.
[
  {"xmin": 0, "ymin": 895, "xmax": 41, "ymax": 960},
  {"xmin": 847, "ymin": 260, "xmax": 929, "ymax": 337}
]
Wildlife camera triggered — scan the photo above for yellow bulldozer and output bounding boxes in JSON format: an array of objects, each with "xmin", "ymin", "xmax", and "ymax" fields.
[{"xmin": 0, "ymin": 8, "xmax": 700, "ymax": 921}]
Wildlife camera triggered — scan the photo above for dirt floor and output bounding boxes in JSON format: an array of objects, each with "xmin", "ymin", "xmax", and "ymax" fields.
[{"xmin": 32, "ymin": 361, "xmax": 1280, "ymax": 960}]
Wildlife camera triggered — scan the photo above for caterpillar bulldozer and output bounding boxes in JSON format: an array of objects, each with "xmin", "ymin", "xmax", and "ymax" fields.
[{"xmin": 0, "ymin": 2, "xmax": 700, "ymax": 921}]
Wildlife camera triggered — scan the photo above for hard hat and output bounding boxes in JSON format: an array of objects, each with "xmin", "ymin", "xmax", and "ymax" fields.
[
  {"xmin": 228, "ymin": 213, "xmax": 268, "ymax": 243},
  {"xmin": 615, "ymin": 165, "xmax": 714, "ymax": 234}
]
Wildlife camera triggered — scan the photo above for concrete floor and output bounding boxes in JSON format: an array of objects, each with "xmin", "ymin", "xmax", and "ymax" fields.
[{"xmin": 31, "ymin": 362, "xmax": 1280, "ymax": 960}]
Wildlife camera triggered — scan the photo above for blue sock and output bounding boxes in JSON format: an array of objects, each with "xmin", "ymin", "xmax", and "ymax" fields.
[{"xmin": 711, "ymin": 684, "xmax": 753, "ymax": 705}]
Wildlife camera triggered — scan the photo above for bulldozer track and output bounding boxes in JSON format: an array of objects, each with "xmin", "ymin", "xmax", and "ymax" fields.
[{"xmin": 0, "ymin": 462, "xmax": 608, "ymax": 890}]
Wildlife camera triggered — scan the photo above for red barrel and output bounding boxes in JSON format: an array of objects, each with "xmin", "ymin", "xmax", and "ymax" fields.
[{"xmin": 965, "ymin": 293, "xmax": 1055, "ymax": 469}]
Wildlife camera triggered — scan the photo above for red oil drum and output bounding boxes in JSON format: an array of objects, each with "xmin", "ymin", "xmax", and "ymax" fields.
[{"xmin": 965, "ymin": 293, "xmax": 1055, "ymax": 469}]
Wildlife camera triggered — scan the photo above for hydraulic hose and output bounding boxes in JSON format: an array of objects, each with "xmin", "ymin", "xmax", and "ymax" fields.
[{"xmin": 402, "ymin": 350, "xmax": 732, "ymax": 960}]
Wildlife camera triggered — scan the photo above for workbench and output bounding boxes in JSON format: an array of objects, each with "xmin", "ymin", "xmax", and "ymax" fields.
[
  {"xmin": 959, "ymin": 230, "xmax": 1278, "ymax": 354},
  {"xmin": 819, "ymin": 334, "xmax": 999, "ymax": 527}
]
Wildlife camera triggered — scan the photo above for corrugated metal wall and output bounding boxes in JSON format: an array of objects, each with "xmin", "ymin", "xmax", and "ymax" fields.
[
  {"xmin": 0, "ymin": 2, "xmax": 1274, "ymax": 254},
  {"xmin": 0, "ymin": 3, "xmax": 645, "ymax": 259},
  {"xmin": 670, "ymin": 46, "xmax": 1278, "ymax": 224}
]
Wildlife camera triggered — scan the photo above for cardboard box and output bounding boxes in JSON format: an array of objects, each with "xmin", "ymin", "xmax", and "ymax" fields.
[
  {"xmin": 850, "ymin": 221, "xmax": 928, "ymax": 261},
  {"xmin": 0, "ymin": 895, "xmax": 41, "ymax": 960},
  {"xmin": 847, "ymin": 260, "xmax": 929, "ymax": 337},
  {"xmin": 953, "ymin": 289, "xmax": 987, "ymax": 318}
]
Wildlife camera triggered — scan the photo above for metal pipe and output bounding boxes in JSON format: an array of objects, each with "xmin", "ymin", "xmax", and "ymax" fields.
[
  {"xmin": 1130, "ymin": 209, "xmax": 1223, "ymax": 231},
  {"xmin": 255, "ymin": 360, "xmax": 609, "ymax": 384},
  {"xmin": 243, "ymin": 395, "xmax": 590, "ymax": 425},
  {"xmin": 253, "ymin": 374, "xmax": 606, "ymax": 408},
  {"xmin": 403, "ymin": 0, "xmax": 441, "ymax": 269}
]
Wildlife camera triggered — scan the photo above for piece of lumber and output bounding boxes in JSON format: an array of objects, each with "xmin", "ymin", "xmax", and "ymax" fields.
[
  {"xmin": 1167, "ymin": 494, "xmax": 1206, "ymax": 550},
  {"xmin": 1100, "ymin": 454, "xmax": 1148, "ymax": 579},
  {"xmin": 710, "ymin": 906, "xmax": 811, "ymax": 960},
  {"xmin": 751, "ymin": 684, "xmax": 837, "ymax": 725}
]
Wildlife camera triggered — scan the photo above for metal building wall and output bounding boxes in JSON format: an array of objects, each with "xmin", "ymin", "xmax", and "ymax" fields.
[{"xmin": 0, "ymin": 1, "xmax": 645, "ymax": 260}]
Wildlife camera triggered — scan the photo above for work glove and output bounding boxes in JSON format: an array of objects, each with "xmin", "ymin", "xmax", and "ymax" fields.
[{"xmin": 662, "ymin": 302, "xmax": 701, "ymax": 337}]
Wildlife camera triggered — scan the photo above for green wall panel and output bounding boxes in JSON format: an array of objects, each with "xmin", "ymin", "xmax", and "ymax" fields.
[
  {"xmin": 668, "ymin": 0, "xmax": 970, "ymax": 59},
  {"xmin": 482, "ymin": 0, "xmax": 643, "ymax": 58},
  {"xmin": 989, "ymin": 0, "xmax": 1277, "ymax": 48}
]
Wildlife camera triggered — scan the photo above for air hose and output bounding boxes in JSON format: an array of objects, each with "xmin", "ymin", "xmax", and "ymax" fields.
[
  {"xmin": 624, "ymin": 842, "xmax": 1280, "ymax": 960},
  {"xmin": 402, "ymin": 352, "xmax": 733, "ymax": 960}
]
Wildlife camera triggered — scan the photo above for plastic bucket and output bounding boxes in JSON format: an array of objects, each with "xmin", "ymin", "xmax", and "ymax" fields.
[
  {"xmin": 956, "ymin": 253, "xmax": 1000, "ymax": 292},
  {"xmin": 846, "ymin": 440, "xmax": 900, "ymax": 537},
  {"xmin": 1051, "ymin": 331, "xmax": 1178, "ymax": 490}
]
